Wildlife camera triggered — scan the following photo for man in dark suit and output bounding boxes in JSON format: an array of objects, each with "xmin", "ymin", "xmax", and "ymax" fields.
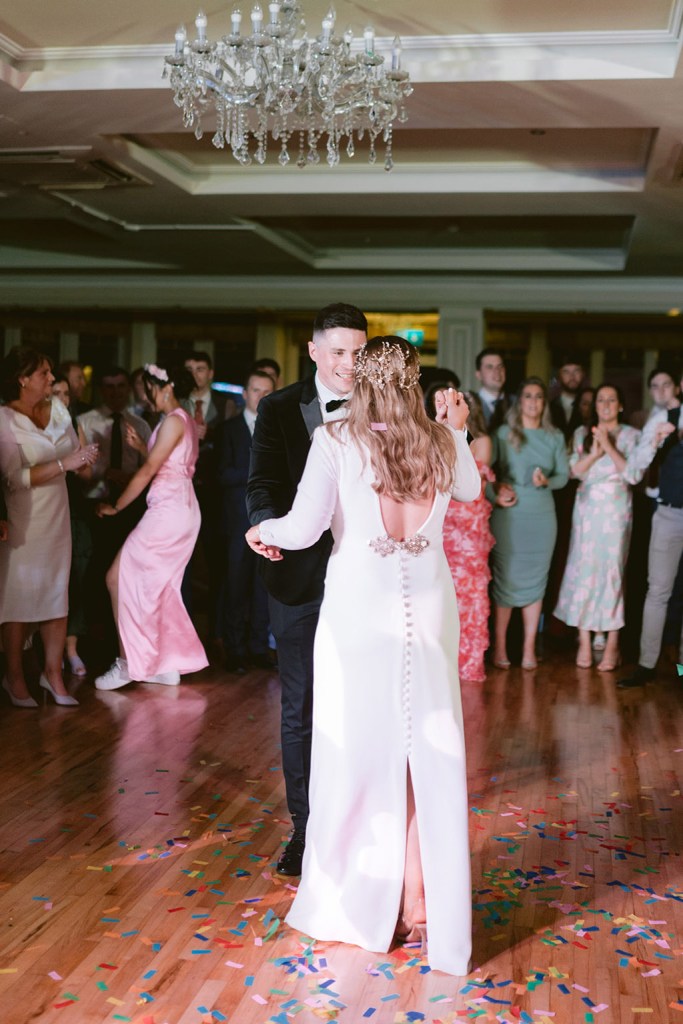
[
  {"xmin": 475, "ymin": 348, "xmax": 512, "ymax": 433},
  {"xmin": 549, "ymin": 358, "xmax": 585, "ymax": 442},
  {"xmin": 247, "ymin": 302, "xmax": 368, "ymax": 875},
  {"xmin": 182, "ymin": 351, "xmax": 231, "ymax": 634},
  {"xmin": 217, "ymin": 369, "xmax": 275, "ymax": 673}
]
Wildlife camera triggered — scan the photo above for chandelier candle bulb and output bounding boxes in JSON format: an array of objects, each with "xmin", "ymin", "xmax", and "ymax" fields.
[
  {"xmin": 251, "ymin": 4, "xmax": 263, "ymax": 33},
  {"xmin": 231, "ymin": 9, "xmax": 242, "ymax": 35},
  {"xmin": 269, "ymin": 2, "xmax": 281, "ymax": 26},
  {"xmin": 321, "ymin": 12, "xmax": 334, "ymax": 44},
  {"xmin": 392, "ymin": 36, "xmax": 401, "ymax": 71},
  {"xmin": 363, "ymin": 25, "xmax": 374, "ymax": 54},
  {"xmin": 175, "ymin": 25, "xmax": 187, "ymax": 55},
  {"xmin": 195, "ymin": 11, "xmax": 207, "ymax": 43}
]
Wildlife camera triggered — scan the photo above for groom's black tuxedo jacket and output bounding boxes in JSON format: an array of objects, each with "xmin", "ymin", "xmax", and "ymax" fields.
[{"xmin": 246, "ymin": 374, "xmax": 333, "ymax": 605}]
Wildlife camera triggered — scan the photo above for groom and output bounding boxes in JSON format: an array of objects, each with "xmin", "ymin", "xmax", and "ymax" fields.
[{"xmin": 246, "ymin": 302, "xmax": 368, "ymax": 874}]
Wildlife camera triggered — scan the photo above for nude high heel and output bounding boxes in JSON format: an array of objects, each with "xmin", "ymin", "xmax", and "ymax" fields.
[
  {"xmin": 39, "ymin": 675, "xmax": 79, "ymax": 707},
  {"xmin": 2, "ymin": 677, "xmax": 38, "ymax": 708}
]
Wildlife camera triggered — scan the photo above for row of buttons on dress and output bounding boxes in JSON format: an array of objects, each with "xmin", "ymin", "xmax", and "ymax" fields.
[{"xmin": 399, "ymin": 550, "xmax": 413, "ymax": 756}]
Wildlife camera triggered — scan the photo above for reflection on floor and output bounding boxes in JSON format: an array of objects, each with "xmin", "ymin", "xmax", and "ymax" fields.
[{"xmin": 1, "ymin": 650, "xmax": 683, "ymax": 1023}]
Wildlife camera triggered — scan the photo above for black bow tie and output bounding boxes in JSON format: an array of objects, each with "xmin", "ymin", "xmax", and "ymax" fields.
[{"xmin": 325, "ymin": 398, "xmax": 348, "ymax": 412}]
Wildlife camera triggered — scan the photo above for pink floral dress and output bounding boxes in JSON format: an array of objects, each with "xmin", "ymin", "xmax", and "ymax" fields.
[{"xmin": 442, "ymin": 461, "xmax": 495, "ymax": 682}]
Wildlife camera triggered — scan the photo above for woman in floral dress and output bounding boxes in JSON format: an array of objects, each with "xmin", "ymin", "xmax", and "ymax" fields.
[
  {"xmin": 438, "ymin": 392, "xmax": 494, "ymax": 682},
  {"xmin": 554, "ymin": 384, "xmax": 640, "ymax": 670}
]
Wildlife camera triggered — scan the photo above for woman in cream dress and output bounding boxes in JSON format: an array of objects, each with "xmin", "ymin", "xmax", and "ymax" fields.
[{"xmin": 0, "ymin": 347, "xmax": 98, "ymax": 707}]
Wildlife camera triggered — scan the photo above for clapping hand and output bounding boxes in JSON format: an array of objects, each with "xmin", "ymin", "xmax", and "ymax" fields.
[
  {"xmin": 245, "ymin": 525, "xmax": 283, "ymax": 561},
  {"xmin": 434, "ymin": 388, "xmax": 469, "ymax": 431},
  {"xmin": 63, "ymin": 443, "xmax": 99, "ymax": 473},
  {"xmin": 591, "ymin": 423, "xmax": 613, "ymax": 452},
  {"xmin": 495, "ymin": 482, "xmax": 518, "ymax": 507}
]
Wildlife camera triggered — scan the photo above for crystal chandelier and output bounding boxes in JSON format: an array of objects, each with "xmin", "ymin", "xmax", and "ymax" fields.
[{"xmin": 163, "ymin": 2, "xmax": 412, "ymax": 170}]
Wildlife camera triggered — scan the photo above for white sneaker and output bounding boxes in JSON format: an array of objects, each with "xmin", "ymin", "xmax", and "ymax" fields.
[
  {"xmin": 592, "ymin": 633, "xmax": 606, "ymax": 651},
  {"xmin": 145, "ymin": 671, "xmax": 180, "ymax": 686},
  {"xmin": 95, "ymin": 658, "xmax": 131, "ymax": 691}
]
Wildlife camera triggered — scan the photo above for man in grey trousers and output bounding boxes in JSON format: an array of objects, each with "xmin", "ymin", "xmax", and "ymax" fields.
[{"xmin": 619, "ymin": 403, "xmax": 683, "ymax": 687}]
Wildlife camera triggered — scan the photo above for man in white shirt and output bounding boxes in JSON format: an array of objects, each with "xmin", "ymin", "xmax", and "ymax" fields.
[
  {"xmin": 78, "ymin": 367, "xmax": 151, "ymax": 502},
  {"xmin": 475, "ymin": 348, "xmax": 512, "ymax": 433}
]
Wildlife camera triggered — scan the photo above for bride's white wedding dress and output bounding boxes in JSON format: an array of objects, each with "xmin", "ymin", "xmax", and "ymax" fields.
[{"xmin": 259, "ymin": 423, "xmax": 480, "ymax": 975}]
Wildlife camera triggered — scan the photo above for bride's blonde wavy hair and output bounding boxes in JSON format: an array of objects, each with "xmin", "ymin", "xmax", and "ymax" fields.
[{"xmin": 337, "ymin": 336, "xmax": 457, "ymax": 501}]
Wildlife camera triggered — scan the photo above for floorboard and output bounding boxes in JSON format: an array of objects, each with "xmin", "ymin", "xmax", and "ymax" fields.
[{"xmin": 1, "ymin": 649, "xmax": 683, "ymax": 1023}]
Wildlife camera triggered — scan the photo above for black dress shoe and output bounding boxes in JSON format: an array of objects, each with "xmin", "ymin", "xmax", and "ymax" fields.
[
  {"xmin": 276, "ymin": 834, "xmax": 306, "ymax": 876},
  {"xmin": 617, "ymin": 665, "xmax": 655, "ymax": 688}
]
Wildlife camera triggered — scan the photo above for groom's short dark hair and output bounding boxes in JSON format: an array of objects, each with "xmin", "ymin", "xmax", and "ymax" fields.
[{"xmin": 313, "ymin": 303, "xmax": 367, "ymax": 337}]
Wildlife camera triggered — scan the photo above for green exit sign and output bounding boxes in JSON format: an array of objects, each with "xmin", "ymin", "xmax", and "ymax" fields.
[{"xmin": 397, "ymin": 329, "xmax": 424, "ymax": 346}]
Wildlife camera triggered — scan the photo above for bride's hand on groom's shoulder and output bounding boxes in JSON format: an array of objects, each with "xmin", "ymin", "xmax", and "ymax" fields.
[{"xmin": 245, "ymin": 525, "xmax": 283, "ymax": 561}]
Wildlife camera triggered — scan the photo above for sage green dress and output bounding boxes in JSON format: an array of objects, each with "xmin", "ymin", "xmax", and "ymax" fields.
[{"xmin": 490, "ymin": 426, "xmax": 569, "ymax": 607}]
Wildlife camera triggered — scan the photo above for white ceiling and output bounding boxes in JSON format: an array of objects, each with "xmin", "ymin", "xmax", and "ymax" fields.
[{"xmin": 1, "ymin": 0, "xmax": 683, "ymax": 313}]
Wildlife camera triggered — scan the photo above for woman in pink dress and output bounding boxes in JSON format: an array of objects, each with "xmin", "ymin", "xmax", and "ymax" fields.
[
  {"xmin": 94, "ymin": 363, "xmax": 208, "ymax": 690},
  {"xmin": 440, "ymin": 393, "xmax": 494, "ymax": 682}
]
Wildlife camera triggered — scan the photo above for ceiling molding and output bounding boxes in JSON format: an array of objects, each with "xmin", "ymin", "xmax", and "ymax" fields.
[
  {"xmin": 312, "ymin": 247, "xmax": 627, "ymax": 272},
  {"xmin": 1, "ymin": 273, "xmax": 683, "ymax": 313},
  {"xmin": 2, "ymin": 13, "xmax": 683, "ymax": 93}
]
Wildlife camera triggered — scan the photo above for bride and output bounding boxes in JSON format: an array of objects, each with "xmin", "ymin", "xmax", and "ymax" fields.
[{"xmin": 246, "ymin": 336, "xmax": 480, "ymax": 975}]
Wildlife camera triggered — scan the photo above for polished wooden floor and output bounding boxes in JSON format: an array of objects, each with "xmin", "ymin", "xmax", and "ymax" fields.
[{"xmin": 2, "ymin": 646, "xmax": 683, "ymax": 1024}]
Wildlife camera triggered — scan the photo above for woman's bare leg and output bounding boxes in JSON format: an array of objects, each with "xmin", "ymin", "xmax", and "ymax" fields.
[
  {"xmin": 398, "ymin": 766, "xmax": 426, "ymax": 937},
  {"xmin": 576, "ymin": 628, "xmax": 592, "ymax": 668},
  {"xmin": 493, "ymin": 605, "xmax": 513, "ymax": 665},
  {"xmin": 105, "ymin": 550, "xmax": 126, "ymax": 659},
  {"xmin": 597, "ymin": 630, "xmax": 621, "ymax": 671},
  {"xmin": 40, "ymin": 616, "xmax": 69, "ymax": 696},
  {"xmin": 1, "ymin": 621, "xmax": 30, "ymax": 699},
  {"xmin": 521, "ymin": 600, "xmax": 542, "ymax": 666}
]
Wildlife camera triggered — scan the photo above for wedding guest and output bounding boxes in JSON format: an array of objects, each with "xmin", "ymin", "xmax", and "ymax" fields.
[
  {"xmin": 475, "ymin": 348, "xmax": 512, "ymax": 433},
  {"xmin": 623, "ymin": 367, "xmax": 681, "ymax": 657},
  {"xmin": 78, "ymin": 367, "xmax": 152, "ymax": 665},
  {"xmin": 490, "ymin": 377, "xmax": 569, "ymax": 669},
  {"xmin": 438, "ymin": 391, "xmax": 494, "ymax": 682},
  {"xmin": 217, "ymin": 369, "xmax": 275, "ymax": 673},
  {"xmin": 250, "ymin": 357, "xmax": 282, "ymax": 390},
  {"xmin": 246, "ymin": 337, "xmax": 480, "ymax": 975},
  {"xmin": 554, "ymin": 384, "xmax": 640, "ymax": 670},
  {"xmin": 94, "ymin": 364, "xmax": 208, "ymax": 690},
  {"xmin": 0, "ymin": 347, "xmax": 98, "ymax": 707},
  {"xmin": 129, "ymin": 366, "xmax": 161, "ymax": 430},
  {"xmin": 550, "ymin": 358, "xmax": 586, "ymax": 442},
  {"xmin": 58, "ymin": 360, "xmax": 90, "ymax": 417},
  {"xmin": 619, "ymin": 405, "xmax": 683, "ymax": 687},
  {"xmin": 247, "ymin": 302, "xmax": 368, "ymax": 877},
  {"xmin": 52, "ymin": 374, "xmax": 92, "ymax": 677},
  {"xmin": 182, "ymin": 351, "xmax": 230, "ymax": 634}
]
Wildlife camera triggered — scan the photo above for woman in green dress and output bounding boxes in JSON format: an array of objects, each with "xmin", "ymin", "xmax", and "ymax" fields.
[{"xmin": 490, "ymin": 377, "xmax": 569, "ymax": 668}]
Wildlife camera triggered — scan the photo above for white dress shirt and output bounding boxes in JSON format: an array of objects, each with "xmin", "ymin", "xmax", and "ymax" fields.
[
  {"xmin": 77, "ymin": 405, "xmax": 152, "ymax": 500},
  {"xmin": 316, "ymin": 375, "xmax": 352, "ymax": 424}
]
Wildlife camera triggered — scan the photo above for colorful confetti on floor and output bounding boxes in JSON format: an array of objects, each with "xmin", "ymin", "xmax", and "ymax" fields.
[{"xmin": 2, "ymin": 661, "xmax": 683, "ymax": 1022}]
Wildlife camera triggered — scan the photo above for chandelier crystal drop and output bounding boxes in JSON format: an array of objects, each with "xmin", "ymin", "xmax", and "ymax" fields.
[{"xmin": 163, "ymin": 1, "xmax": 412, "ymax": 170}]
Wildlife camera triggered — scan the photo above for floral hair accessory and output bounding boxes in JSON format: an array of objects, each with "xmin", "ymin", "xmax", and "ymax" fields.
[
  {"xmin": 354, "ymin": 338, "xmax": 420, "ymax": 391},
  {"xmin": 144, "ymin": 363, "xmax": 169, "ymax": 383},
  {"xmin": 370, "ymin": 422, "xmax": 388, "ymax": 431}
]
